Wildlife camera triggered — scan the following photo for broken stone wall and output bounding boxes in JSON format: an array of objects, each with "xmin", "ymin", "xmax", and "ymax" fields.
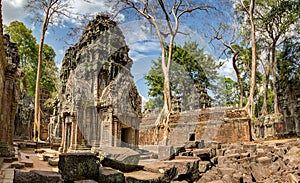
[
  {"xmin": 140, "ymin": 107, "xmax": 250, "ymax": 146},
  {"xmin": 14, "ymin": 91, "xmax": 34, "ymax": 140},
  {"xmin": 0, "ymin": 35, "xmax": 21, "ymax": 156},
  {"xmin": 255, "ymin": 80, "xmax": 300, "ymax": 139},
  {"xmin": 0, "ymin": 1, "xmax": 6, "ymax": 125}
]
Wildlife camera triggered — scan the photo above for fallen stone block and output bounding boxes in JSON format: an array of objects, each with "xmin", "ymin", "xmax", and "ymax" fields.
[
  {"xmin": 256, "ymin": 148, "xmax": 266, "ymax": 157},
  {"xmin": 226, "ymin": 153, "xmax": 240, "ymax": 160},
  {"xmin": 250, "ymin": 162, "xmax": 268, "ymax": 182},
  {"xmin": 20, "ymin": 159, "xmax": 34, "ymax": 167},
  {"xmin": 48, "ymin": 157, "xmax": 59, "ymax": 166},
  {"xmin": 98, "ymin": 147, "xmax": 141, "ymax": 172},
  {"xmin": 14, "ymin": 169, "xmax": 62, "ymax": 183},
  {"xmin": 43, "ymin": 153, "xmax": 54, "ymax": 161},
  {"xmin": 257, "ymin": 157, "xmax": 272, "ymax": 165},
  {"xmin": 11, "ymin": 161, "xmax": 25, "ymax": 169},
  {"xmin": 125, "ymin": 170, "xmax": 164, "ymax": 183},
  {"xmin": 199, "ymin": 161, "xmax": 211, "ymax": 173},
  {"xmin": 158, "ymin": 146, "xmax": 175, "ymax": 160},
  {"xmin": 59, "ymin": 152, "xmax": 99, "ymax": 182},
  {"xmin": 163, "ymin": 158, "xmax": 200, "ymax": 182},
  {"xmin": 287, "ymin": 173, "xmax": 300, "ymax": 183},
  {"xmin": 193, "ymin": 148, "xmax": 212, "ymax": 160},
  {"xmin": 99, "ymin": 167, "xmax": 125, "ymax": 183},
  {"xmin": 219, "ymin": 167, "xmax": 236, "ymax": 177},
  {"xmin": 35, "ymin": 149, "xmax": 46, "ymax": 153}
]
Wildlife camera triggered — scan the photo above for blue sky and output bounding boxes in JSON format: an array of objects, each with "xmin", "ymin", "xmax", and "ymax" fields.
[{"xmin": 2, "ymin": 0, "xmax": 236, "ymax": 102}]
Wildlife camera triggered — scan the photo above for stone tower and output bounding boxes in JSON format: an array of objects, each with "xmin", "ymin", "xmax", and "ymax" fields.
[{"xmin": 58, "ymin": 15, "xmax": 141, "ymax": 152}]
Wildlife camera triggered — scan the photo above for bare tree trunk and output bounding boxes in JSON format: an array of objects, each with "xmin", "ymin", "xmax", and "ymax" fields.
[
  {"xmin": 245, "ymin": 0, "xmax": 257, "ymax": 119},
  {"xmin": 271, "ymin": 44, "xmax": 279, "ymax": 114},
  {"xmin": 232, "ymin": 52, "xmax": 243, "ymax": 107},
  {"xmin": 34, "ymin": 7, "xmax": 50, "ymax": 142},
  {"xmin": 261, "ymin": 45, "xmax": 271, "ymax": 115}
]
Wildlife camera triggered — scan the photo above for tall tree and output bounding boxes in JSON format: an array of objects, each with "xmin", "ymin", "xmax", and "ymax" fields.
[
  {"xmin": 257, "ymin": 0, "xmax": 299, "ymax": 114},
  {"xmin": 4, "ymin": 21, "xmax": 38, "ymax": 93},
  {"xmin": 209, "ymin": 23, "xmax": 244, "ymax": 107},
  {"xmin": 117, "ymin": 0, "xmax": 215, "ymax": 144},
  {"xmin": 238, "ymin": 0, "xmax": 257, "ymax": 119},
  {"xmin": 26, "ymin": 0, "xmax": 71, "ymax": 141}
]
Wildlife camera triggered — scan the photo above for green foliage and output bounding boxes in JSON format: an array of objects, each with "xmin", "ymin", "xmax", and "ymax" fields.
[
  {"xmin": 277, "ymin": 40, "xmax": 300, "ymax": 86},
  {"xmin": 214, "ymin": 77, "xmax": 239, "ymax": 106},
  {"xmin": 145, "ymin": 41, "xmax": 220, "ymax": 110},
  {"xmin": 4, "ymin": 21, "xmax": 59, "ymax": 98}
]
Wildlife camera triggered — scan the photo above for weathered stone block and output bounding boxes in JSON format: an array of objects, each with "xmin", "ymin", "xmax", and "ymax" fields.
[
  {"xmin": 124, "ymin": 170, "xmax": 164, "ymax": 183},
  {"xmin": 58, "ymin": 152, "xmax": 99, "ymax": 182},
  {"xmin": 257, "ymin": 156, "xmax": 272, "ymax": 165},
  {"xmin": 198, "ymin": 161, "xmax": 211, "ymax": 173},
  {"xmin": 48, "ymin": 157, "xmax": 59, "ymax": 166},
  {"xmin": 11, "ymin": 161, "xmax": 25, "ymax": 169},
  {"xmin": 158, "ymin": 146, "xmax": 175, "ymax": 160},
  {"xmin": 193, "ymin": 148, "xmax": 213, "ymax": 161},
  {"xmin": 98, "ymin": 147, "xmax": 141, "ymax": 172},
  {"xmin": 14, "ymin": 170, "xmax": 62, "ymax": 183},
  {"xmin": 20, "ymin": 159, "xmax": 33, "ymax": 167},
  {"xmin": 99, "ymin": 167, "xmax": 125, "ymax": 183}
]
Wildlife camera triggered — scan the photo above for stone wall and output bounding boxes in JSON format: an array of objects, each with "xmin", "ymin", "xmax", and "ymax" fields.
[
  {"xmin": 0, "ymin": 1, "xmax": 6, "ymax": 123},
  {"xmin": 140, "ymin": 107, "xmax": 251, "ymax": 146},
  {"xmin": 0, "ymin": 35, "xmax": 21, "ymax": 156}
]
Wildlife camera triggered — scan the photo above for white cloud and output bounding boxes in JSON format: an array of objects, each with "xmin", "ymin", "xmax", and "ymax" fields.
[
  {"xmin": 219, "ymin": 58, "xmax": 236, "ymax": 80},
  {"xmin": 2, "ymin": 0, "xmax": 28, "ymax": 25}
]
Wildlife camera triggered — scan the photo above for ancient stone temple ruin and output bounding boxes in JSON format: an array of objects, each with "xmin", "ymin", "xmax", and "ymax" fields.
[
  {"xmin": 254, "ymin": 80, "xmax": 300, "ymax": 139},
  {"xmin": 57, "ymin": 15, "xmax": 141, "ymax": 152},
  {"xmin": 140, "ymin": 107, "xmax": 251, "ymax": 146},
  {"xmin": 0, "ymin": 35, "xmax": 21, "ymax": 156}
]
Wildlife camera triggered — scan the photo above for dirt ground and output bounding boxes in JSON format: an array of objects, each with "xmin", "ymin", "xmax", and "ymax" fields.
[{"xmin": 19, "ymin": 150, "xmax": 58, "ymax": 172}]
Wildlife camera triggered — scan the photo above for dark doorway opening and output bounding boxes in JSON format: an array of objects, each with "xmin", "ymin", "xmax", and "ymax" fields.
[
  {"xmin": 189, "ymin": 133, "xmax": 195, "ymax": 141},
  {"xmin": 121, "ymin": 128, "xmax": 131, "ymax": 147}
]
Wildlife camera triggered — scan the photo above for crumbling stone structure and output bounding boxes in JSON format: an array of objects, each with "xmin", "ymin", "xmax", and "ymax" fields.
[
  {"xmin": 14, "ymin": 91, "xmax": 34, "ymax": 140},
  {"xmin": 140, "ymin": 107, "xmax": 251, "ymax": 145},
  {"xmin": 0, "ymin": 35, "xmax": 21, "ymax": 156},
  {"xmin": 58, "ymin": 15, "xmax": 141, "ymax": 152},
  {"xmin": 255, "ymin": 80, "xmax": 300, "ymax": 139},
  {"xmin": 0, "ymin": 2, "xmax": 6, "ymax": 118}
]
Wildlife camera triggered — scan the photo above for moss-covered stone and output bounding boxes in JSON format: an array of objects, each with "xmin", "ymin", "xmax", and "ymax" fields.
[{"xmin": 58, "ymin": 152, "xmax": 99, "ymax": 182}]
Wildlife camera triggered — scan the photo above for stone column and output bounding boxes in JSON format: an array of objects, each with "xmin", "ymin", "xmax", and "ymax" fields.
[
  {"xmin": 108, "ymin": 108, "xmax": 113, "ymax": 146},
  {"xmin": 60, "ymin": 115, "xmax": 65, "ymax": 152},
  {"xmin": 114, "ymin": 120, "xmax": 117, "ymax": 147}
]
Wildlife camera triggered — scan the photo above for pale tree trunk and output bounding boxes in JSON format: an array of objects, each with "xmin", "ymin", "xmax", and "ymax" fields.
[
  {"xmin": 34, "ymin": 7, "xmax": 50, "ymax": 142},
  {"xmin": 271, "ymin": 43, "xmax": 279, "ymax": 114},
  {"xmin": 244, "ymin": 0, "xmax": 257, "ymax": 119},
  {"xmin": 261, "ymin": 45, "xmax": 271, "ymax": 115},
  {"xmin": 232, "ymin": 52, "xmax": 243, "ymax": 107}
]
